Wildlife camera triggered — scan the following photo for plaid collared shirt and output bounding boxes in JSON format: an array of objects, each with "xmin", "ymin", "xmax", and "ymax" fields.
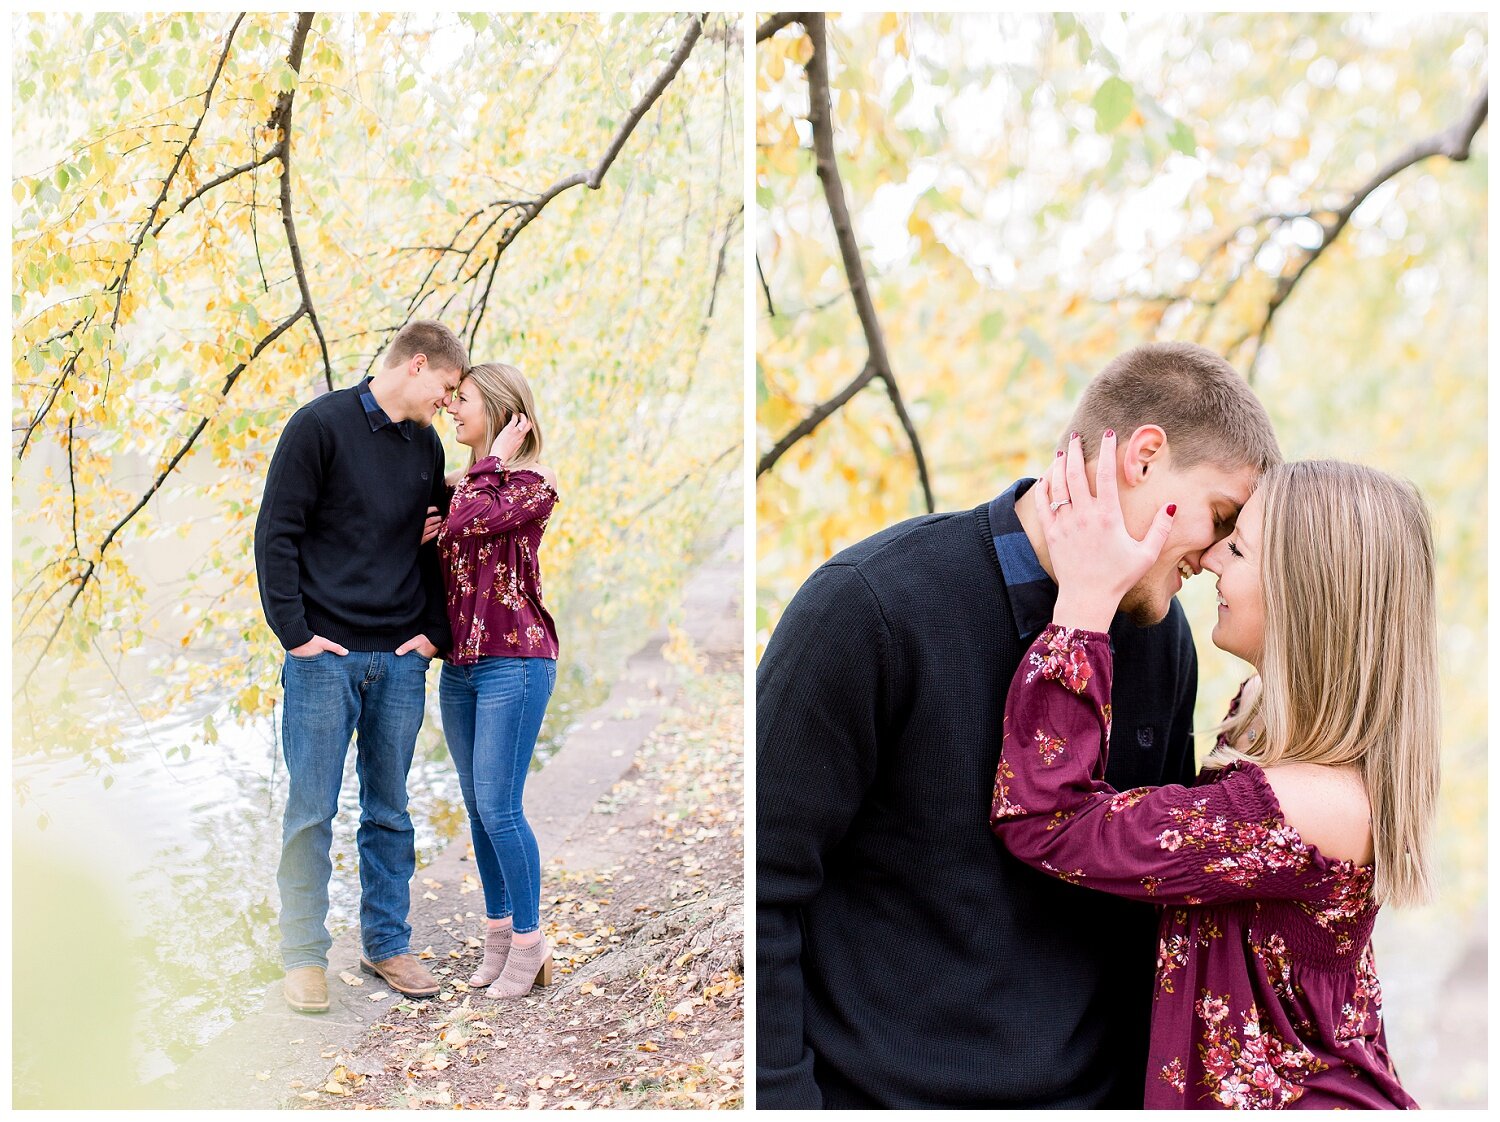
[
  {"xmin": 358, "ymin": 376, "xmax": 414, "ymax": 440},
  {"xmin": 987, "ymin": 478, "xmax": 1058, "ymax": 641}
]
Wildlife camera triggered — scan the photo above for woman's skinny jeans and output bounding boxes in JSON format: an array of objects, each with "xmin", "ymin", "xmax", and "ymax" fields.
[{"xmin": 439, "ymin": 656, "xmax": 556, "ymax": 933}]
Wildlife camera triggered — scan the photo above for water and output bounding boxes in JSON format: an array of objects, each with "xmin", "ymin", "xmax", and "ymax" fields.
[{"xmin": 11, "ymin": 657, "xmax": 603, "ymax": 1085}]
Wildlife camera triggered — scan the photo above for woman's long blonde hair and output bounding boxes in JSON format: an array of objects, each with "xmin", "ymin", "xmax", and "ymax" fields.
[
  {"xmin": 461, "ymin": 362, "xmax": 543, "ymax": 470},
  {"xmin": 1206, "ymin": 461, "xmax": 1439, "ymax": 907}
]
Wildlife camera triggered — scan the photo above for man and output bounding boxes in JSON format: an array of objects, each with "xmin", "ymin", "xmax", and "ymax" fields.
[
  {"xmin": 757, "ymin": 342, "xmax": 1281, "ymax": 1107},
  {"xmin": 254, "ymin": 320, "xmax": 467, "ymax": 1014}
]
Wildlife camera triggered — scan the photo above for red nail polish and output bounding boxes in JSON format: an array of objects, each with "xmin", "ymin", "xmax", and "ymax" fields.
[
  {"xmin": 1105, "ymin": 428, "xmax": 1114, "ymax": 438},
  {"xmin": 1070, "ymin": 431, "xmax": 1079, "ymax": 440},
  {"xmin": 1167, "ymin": 504, "xmax": 1177, "ymax": 516},
  {"xmin": 1056, "ymin": 449, "xmax": 1064, "ymax": 457}
]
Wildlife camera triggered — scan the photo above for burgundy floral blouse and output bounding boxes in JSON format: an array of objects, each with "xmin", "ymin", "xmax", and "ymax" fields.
[
  {"xmin": 990, "ymin": 625, "xmax": 1415, "ymax": 1110},
  {"xmin": 436, "ymin": 457, "xmax": 559, "ymax": 665}
]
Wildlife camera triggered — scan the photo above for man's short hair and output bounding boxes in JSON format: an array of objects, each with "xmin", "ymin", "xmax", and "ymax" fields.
[
  {"xmin": 383, "ymin": 320, "xmax": 469, "ymax": 373},
  {"xmin": 1065, "ymin": 342, "xmax": 1281, "ymax": 473}
]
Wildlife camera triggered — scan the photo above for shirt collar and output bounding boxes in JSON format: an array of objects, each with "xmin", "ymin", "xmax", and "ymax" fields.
[
  {"xmin": 987, "ymin": 478, "xmax": 1058, "ymax": 640},
  {"xmin": 358, "ymin": 376, "xmax": 414, "ymax": 440}
]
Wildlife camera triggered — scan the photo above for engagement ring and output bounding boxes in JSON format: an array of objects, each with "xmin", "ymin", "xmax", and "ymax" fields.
[{"xmin": 1050, "ymin": 499, "xmax": 1072, "ymax": 512}]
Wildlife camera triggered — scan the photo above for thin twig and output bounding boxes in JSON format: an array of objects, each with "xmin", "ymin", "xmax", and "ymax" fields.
[
  {"xmin": 755, "ymin": 252, "xmax": 776, "ymax": 317},
  {"xmin": 757, "ymin": 361, "xmax": 876, "ymax": 477}
]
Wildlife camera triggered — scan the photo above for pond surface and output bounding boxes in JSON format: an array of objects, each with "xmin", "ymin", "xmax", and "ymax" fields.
[{"xmin": 12, "ymin": 657, "xmax": 603, "ymax": 1085}]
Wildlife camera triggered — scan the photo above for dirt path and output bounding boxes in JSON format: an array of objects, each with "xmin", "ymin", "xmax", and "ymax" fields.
[{"xmin": 151, "ymin": 529, "xmax": 743, "ymax": 1109}]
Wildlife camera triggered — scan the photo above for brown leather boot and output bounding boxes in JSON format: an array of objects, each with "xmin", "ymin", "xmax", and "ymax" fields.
[
  {"xmin": 359, "ymin": 952, "xmax": 440, "ymax": 998},
  {"xmin": 284, "ymin": 965, "xmax": 330, "ymax": 1014}
]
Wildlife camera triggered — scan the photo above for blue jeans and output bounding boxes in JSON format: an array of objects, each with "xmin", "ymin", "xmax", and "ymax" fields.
[
  {"xmin": 439, "ymin": 657, "xmax": 556, "ymax": 934},
  {"xmin": 277, "ymin": 649, "xmax": 431, "ymax": 969}
]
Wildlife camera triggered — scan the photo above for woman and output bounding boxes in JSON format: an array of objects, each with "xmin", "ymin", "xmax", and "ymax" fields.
[
  {"xmin": 990, "ymin": 431, "xmax": 1437, "ymax": 1109},
  {"xmin": 436, "ymin": 362, "xmax": 560, "ymax": 998}
]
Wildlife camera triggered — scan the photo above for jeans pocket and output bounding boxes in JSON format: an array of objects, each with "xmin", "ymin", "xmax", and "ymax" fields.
[{"xmin": 288, "ymin": 649, "xmax": 327, "ymax": 662}]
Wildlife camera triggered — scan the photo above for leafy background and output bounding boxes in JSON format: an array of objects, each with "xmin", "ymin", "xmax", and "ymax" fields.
[{"xmin": 756, "ymin": 12, "xmax": 1486, "ymax": 1107}]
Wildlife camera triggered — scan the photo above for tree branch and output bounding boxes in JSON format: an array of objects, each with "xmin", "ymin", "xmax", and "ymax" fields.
[
  {"xmin": 271, "ymin": 12, "xmax": 334, "ymax": 390},
  {"xmin": 636, "ymin": 441, "xmax": 741, "ymax": 518},
  {"xmin": 789, "ymin": 13, "xmax": 934, "ymax": 510},
  {"xmin": 357, "ymin": 16, "xmax": 704, "ymax": 364},
  {"xmin": 705, "ymin": 203, "xmax": 742, "ymax": 321},
  {"xmin": 150, "ymin": 148, "xmax": 280, "ymax": 237},
  {"xmin": 1246, "ymin": 85, "xmax": 1487, "ymax": 372},
  {"xmin": 756, "ymin": 13, "xmax": 799, "ymax": 42},
  {"xmin": 464, "ymin": 13, "xmax": 705, "ymax": 348},
  {"xmin": 17, "ymin": 305, "xmax": 310, "ymax": 694},
  {"xmin": 757, "ymin": 361, "xmax": 876, "ymax": 477},
  {"xmin": 17, "ymin": 13, "xmax": 245, "ymax": 458},
  {"xmin": 756, "ymin": 252, "xmax": 776, "ymax": 317}
]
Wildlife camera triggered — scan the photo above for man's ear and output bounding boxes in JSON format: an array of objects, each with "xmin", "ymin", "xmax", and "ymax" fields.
[
  {"xmin": 1120, "ymin": 424, "xmax": 1167, "ymax": 487},
  {"xmin": 407, "ymin": 352, "xmax": 428, "ymax": 377}
]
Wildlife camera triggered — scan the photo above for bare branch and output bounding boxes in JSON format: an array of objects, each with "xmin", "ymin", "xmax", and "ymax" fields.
[
  {"xmin": 799, "ymin": 13, "xmax": 933, "ymax": 510},
  {"xmin": 705, "ymin": 203, "xmax": 743, "ymax": 321},
  {"xmin": 756, "ymin": 13, "xmax": 800, "ymax": 42},
  {"xmin": 756, "ymin": 252, "xmax": 776, "ymax": 317},
  {"xmin": 1248, "ymin": 85, "xmax": 1487, "ymax": 373},
  {"xmin": 150, "ymin": 148, "xmax": 280, "ymax": 236},
  {"xmin": 271, "ymin": 12, "xmax": 334, "ymax": 390},
  {"xmin": 17, "ymin": 305, "xmax": 309, "ymax": 693},
  {"xmin": 636, "ymin": 442, "xmax": 741, "ymax": 518},
  {"xmin": 758, "ymin": 361, "xmax": 876, "ymax": 477}
]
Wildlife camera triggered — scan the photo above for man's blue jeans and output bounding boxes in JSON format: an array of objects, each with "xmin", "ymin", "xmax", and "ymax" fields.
[
  {"xmin": 438, "ymin": 657, "xmax": 556, "ymax": 934},
  {"xmin": 278, "ymin": 649, "xmax": 430, "ymax": 970}
]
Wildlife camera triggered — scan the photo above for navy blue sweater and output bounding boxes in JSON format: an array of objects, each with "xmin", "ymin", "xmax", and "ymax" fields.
[
  {"xmin": 756, "ymin": 497, "xmax": 1198, "ymax": 1108},
  {"xmin": 253, "ymin": 381, "xmax": 451, "ymax": 654}
]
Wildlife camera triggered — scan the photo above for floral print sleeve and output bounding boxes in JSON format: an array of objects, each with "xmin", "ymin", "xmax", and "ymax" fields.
[
  {"xmin": 444, "ymin": 457, "xmax": 556, "ymax": 540},
  {"xmin": 990, "ymin": 624, "xmax": 1332, "ymax": 906}
]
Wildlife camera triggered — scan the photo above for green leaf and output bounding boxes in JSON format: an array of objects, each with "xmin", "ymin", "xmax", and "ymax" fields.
[
  {"xmin": 19, "ymin": 78, "xmax": 36, "ymax": 101},
  {"xmin": 276, "ymin": 64, "xmax": 298, "ymax": 93},
  {"xmin": 1075, "ymin": 26, "xmax": 1092, "ymax": 64},
  {"xmin": 980, "ymin": 310, "xmax": 1005, "ymax": 342},
  {"xmin": 1167, "ymin": 119, "xmax": 1196, "ymax": 156},
  {"xmin": 470, "ymin": 12, "xmax": 489, "ymax": 33},
  {"xmin": 1092, "ymin": 76, "xmax": 1133, "ymax": 132},
  {"xmin": 1053, "ymin": 13, "xmax": 1076, "ymax": 41},
  {"xmin": 170, "ymin": 20, "xmax": 183, "ymax": 40},
  {"xmin": 141, "ymin": 68, "xmax": 159, "ymax": 93},
  {"xmin": 114, "ymin": 77, "xmax": 130, "ymax": 100},
  {"xmin": 397, "ymin": 74, "xmax": 416, "ymax": 94},
  {"xmin": 54, "ymin": 166, "xmax": 68, "ymax": 190},
  {"xmin": 891, "ymin": 77, "xmax": 914, "ymax": 115}
]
